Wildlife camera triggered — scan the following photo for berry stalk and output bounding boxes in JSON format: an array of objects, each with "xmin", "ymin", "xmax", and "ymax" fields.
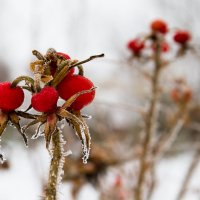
[{"xmin": 45, "ymin": 129, "xmax": 64, "ymax": 200}]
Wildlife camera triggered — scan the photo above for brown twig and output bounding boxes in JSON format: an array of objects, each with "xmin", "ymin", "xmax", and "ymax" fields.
[
  {"xmin": 69, "ymin": 53, "xmax": 104, "ymax": 69},
  {"xmin": 134, "ymin": 37, "xmax": 162, "ymax": 200}
]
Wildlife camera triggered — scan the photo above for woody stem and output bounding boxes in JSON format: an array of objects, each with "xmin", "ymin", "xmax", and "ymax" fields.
[
  {"xmin": 45, "ymin": 129, "xmax": 63, "ymax": 200},
  {"xmin": 134, "ymin": 37, "xmax": 162, "ymax": 200}
]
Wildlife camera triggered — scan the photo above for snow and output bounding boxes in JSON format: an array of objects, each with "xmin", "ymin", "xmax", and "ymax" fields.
[{"xmin": 0, "ymin": 143, "xmax": 199, "ymax": 200}]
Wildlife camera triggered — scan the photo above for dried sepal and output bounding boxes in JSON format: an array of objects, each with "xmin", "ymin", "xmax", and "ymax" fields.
[
  {"xmin": 16, "ymin": 111, "xmax": 38, "ymax": 119},
  {"xmin": 57, "ymin": 109, "xmax": 84, "ymax": 127},
  {"xmin": 51, "ymin": 64, "xmax": 70, "ymax": 87},
  {"xmin": 57, "ymin": 109, "xmax": 90, "ymax": 163},
  {"xmin": 22, "ymin": 114, "xmax": 47, "ymax": 133},
  {"xmin": 73, "ymin": 111, "xmax": 91, "ymax": 164},
  {"xmin": 30, "ymin": 60, "xmax": 45, "ymax": 73},
  {"xmin": 44, "ymin": 113, "xmax": 58, "ymax": 149},
  {"xmin": 9, "ymin": 112, "xmax": 28, "ymax": 146},
  {"xmin": 61, "ymin": 87, "xmax": 97, "ymax": 110},
  {"xmin": 32, "ymin": 122, "xmax": 45, "ymax": 139},
  {"xmin": 77, "ymin": 65, "xmax": 84, "ymax": 76},
  {"xmin": 41, "ymin": 75, "xmax": 53, "ymax": 84},
  {"xmin": 0, "ymin": 112, "xmax": 8, "ymax": 136},
  {"xmin": 32, "ymin": 50, "xmax": 45, "ymax": 61}
]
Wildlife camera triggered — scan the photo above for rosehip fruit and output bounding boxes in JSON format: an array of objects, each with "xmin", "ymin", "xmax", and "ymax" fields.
[
  {"xmin": 173, "ymin": 30, "xmax": 191, "ymax": 44},
  {"xmin": 31, "ymin": 87, "xmax": 59, "ymax": 112},
  {"xmin": 57, "ymin": 52, "xmax": 71, "ymax": 60},
  {"xmin": 127, "ymin": 39, "xmax": 145, "ymax": 55},
  {"xmin": 57, "ymin": 75, "xmax": 95, "ymax": 110},
  {"xmin": 0, "ymin": 82, "xmax": 24, "ymax": 112},
  {"xmin": 151, "ymin": 19, "xmax": 168, "ymax": 34}
]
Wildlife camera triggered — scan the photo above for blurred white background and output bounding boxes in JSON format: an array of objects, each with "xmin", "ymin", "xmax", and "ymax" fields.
[{"xmin": 0, "ymin": 0, "xmax": 200, "ymax": 200}]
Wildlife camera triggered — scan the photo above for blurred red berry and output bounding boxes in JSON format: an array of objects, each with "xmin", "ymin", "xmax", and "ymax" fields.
[
  {"xmin": 0, "ymin": 82, "xmax": 24, "ymax": 112},
  {"xmin": 171, "ymin": 87, "xmax": 192, "ymax": 103},
  {"xmin": 31, "ymin": 87, "xmax": 59, "ymax": 112},
  {"xmin": 152, "ymin": 41, "xmax": 170, "ymax": 53},
  {"xmin": 161, "ymin": 41, "xmax": 170, "ymax": 52},
  {"xmin": 151, "ymin": 19, "xmax": 168, "ymax": 34},
  {"xmin": 173, "ymin": 30, "xmax": 191, "ymax": 44},
  {"xmin": 127, "ymin": 39, "xmax": 145, "ymax": 55},
  {"xmin": 171, "ymin": 88, "xmax": 181, "ymax": 103},
  {"xmin": 183, "ymin": 88, "xmax": 192, "ymax": 103},
  {"xmin": 57, "ymin": 75, "xmax": 95, "ymax": 110}
]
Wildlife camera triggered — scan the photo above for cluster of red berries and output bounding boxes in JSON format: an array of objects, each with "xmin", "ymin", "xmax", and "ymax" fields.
[
  {"xmin": 127, "ymin": 19, "xmax": 191, "ymax": 56},
  {"xmin": 0, "ymin": 52, "xmax": 95, "ymax": 114},
  {"xmin": 0, "ymin": 49, "xmax": 103, "ymax": 158},
  {"xmin": 171, "ymin": 87, "xmax": 192, "ymax": 104}
]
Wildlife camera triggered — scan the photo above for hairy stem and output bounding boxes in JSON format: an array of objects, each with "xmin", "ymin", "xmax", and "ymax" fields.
[
  {"xmin": 45, "ymin": 129, "xmax": 63, "ymax": 200},
  {"xmin": 134, "ymin": 38, "xmax": 162, "ymax": 200}
]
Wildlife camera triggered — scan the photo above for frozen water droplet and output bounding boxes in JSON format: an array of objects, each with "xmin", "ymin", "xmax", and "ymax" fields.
[
  {"xmin": 31, "ymin": 123, "xmax": 44, "ymax": 139},
  {"xmin": 60, "ymin": 119, "xmax": 66, "ymax": 130},
  {"xmin": 63, "ymin": 150, "xmax": 72, "ymax": 157}
]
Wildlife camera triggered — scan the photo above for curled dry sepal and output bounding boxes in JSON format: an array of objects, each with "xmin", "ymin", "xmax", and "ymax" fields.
[{"xmin": 0, "ymin": 48, "xmax": 104, "ymax": 164}]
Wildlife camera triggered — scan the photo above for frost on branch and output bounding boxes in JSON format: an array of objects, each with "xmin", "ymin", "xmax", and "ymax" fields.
[{"xmin": 0, "ymin": 48, "xmax": 104, "ymax": 200}]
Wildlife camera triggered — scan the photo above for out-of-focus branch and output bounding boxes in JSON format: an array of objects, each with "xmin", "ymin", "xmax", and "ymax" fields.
[
  {"xmin": 134, "ymin": 37, "xmax": 162, "ymax": 200},
  {"xmin": 176, "ymin": 149, "xmax": 200, "ymax": 200}
]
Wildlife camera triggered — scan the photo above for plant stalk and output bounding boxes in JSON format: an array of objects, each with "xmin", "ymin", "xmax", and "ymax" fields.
[
  {"xmin": 45, "ymin": 129, "xmax": 63, "ymax": 200},
  {"xmin": 134, "ymin": 38, "xmax": 162, "ymax": 200}
]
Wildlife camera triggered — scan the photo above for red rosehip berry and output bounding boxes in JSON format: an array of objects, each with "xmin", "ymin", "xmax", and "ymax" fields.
[
  {"xmin": 57, "ymin": 75, "xmax": 95, "ymax": 110},
  {"xmin": 127, "ymin": 39, "xmax": 145, "ymax": 55},
  {"xmin": 31, "ymin": 87, "xmax": 59, "ymax": 112},
  {"xmin": 0, "ymin": 82, "xmax": 24, "ymax": 112},
  {"xmin": 151, "ymin": 19, "xmax": 168, "ymax": 34},
  {"xmin": 57, "ymin": 52, "xmax": 71, "ymax": 60},
  {"xmin": 173, "ymin": 30, "xmax": 191, "ymax": 44}
]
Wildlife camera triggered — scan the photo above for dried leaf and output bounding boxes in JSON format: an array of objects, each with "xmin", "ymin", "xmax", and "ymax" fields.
[
  {"xmin": 45, "ymin": 113, "xmax": 57, "ymax": 149},
  {"xmin": 41, "ymin": 75, "xmax": 53, "ymax": 84}
]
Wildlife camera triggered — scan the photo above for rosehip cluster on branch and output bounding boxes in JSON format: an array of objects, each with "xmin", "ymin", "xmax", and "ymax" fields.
[
  {"xmin": 0, "ymin": 48, "xmax": 104, "ymax": 163},
  {"xmin": 127, "ymin": 19, "xmax": 192, "ymax": 57},
  {"xmin": 170, "ymin": 79, "xmax": 192, "ymax": 105}
]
